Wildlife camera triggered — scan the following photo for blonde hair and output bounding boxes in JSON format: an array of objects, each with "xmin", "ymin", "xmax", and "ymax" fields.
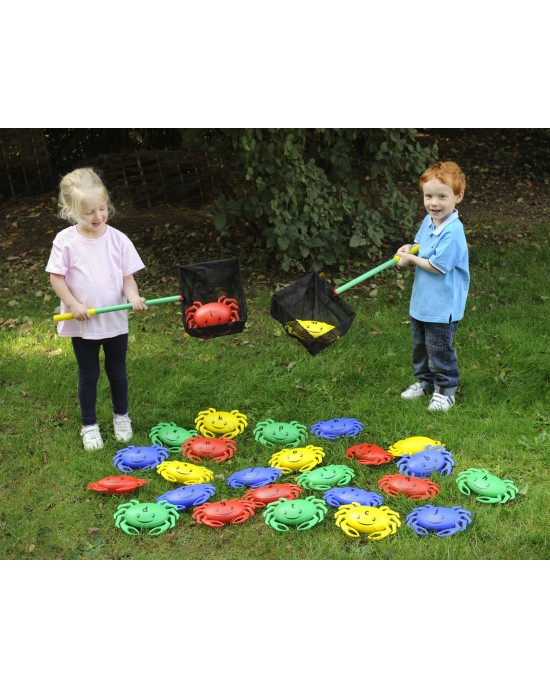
[
  {"xmin": 420, "ymin": 161, "xmax": 466, "ymax": 196},
  {"xmin": 58, "ymin": 167, "xmax": 115, "ymax": 223}
]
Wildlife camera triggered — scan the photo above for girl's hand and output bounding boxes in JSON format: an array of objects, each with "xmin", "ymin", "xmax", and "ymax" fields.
[
  {"xmin": 130, "ymin": 297, "xmax": 148, "ymax": 312},
  {"xmin": 71, "ymin": 302, "xmax": 93, "ymax": 320}
]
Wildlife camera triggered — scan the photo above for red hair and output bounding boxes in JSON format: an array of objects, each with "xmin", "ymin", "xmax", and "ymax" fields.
[{"xmin": 420, "ymin": 161, "xmax": 466, "ymax": 195}]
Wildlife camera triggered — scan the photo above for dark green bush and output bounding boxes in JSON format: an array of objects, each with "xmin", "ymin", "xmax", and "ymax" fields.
[{"xmin": 183, "ymin": 128, "xmax": 437, "ymax": 271}]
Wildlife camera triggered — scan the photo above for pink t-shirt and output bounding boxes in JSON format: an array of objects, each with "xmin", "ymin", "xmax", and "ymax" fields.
[{"xmin": 45, "ymin": 225, "xmax": 146, "ymax": 339}]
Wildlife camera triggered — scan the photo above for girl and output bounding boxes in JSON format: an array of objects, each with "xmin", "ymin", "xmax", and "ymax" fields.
[{"xmin": 46, "ymin": 168, "xmax": 147, "ymax": 450}]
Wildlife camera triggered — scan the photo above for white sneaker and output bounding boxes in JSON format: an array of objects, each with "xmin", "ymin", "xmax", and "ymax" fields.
[
  {"xmin": 81, "ymin": 424, "xmax": 104, "ymax": 451},
  {"xmin": 114, "ymin": 414, "xmax": 133, "ymax": 442},
  {"xmin": 401, "ymin": 382, "xmax": 428, "ymax": 399},
  {"xmin": 427, "ymin": 392, "xmax": 455, "ymax": 412}
]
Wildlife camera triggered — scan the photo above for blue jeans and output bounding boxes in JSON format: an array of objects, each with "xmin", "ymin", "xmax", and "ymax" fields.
[
  {"xmin": 410, "ymin": 317, "xmax": 460, "ymax": 396},
  {"xmin": 71, "ymin": 334, "xmax": 129, "ymax": 425}
]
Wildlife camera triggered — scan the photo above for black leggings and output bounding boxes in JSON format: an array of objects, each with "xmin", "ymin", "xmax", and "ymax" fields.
[{"xmin": 71, "ymin": 334, "xmax": 129, "ymax": 426}]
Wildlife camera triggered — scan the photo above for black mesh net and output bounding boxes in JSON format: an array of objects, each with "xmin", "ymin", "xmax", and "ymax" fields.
[
  {"xmin": 270, "ymin": 272, "xmax": 356, "ymax": 355},
  {"xmin": 179, "ymin": 258, "xmax": 247, "ymax": 339}
]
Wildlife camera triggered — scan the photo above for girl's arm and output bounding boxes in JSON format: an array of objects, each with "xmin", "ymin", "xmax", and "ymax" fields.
[
  {"xmin": 49, "ymin": 273, "xmax": 93, "ymax": 320},
  {"xmin": 123, "ymin": 274, "xmax": 148, "ymax": 311}
]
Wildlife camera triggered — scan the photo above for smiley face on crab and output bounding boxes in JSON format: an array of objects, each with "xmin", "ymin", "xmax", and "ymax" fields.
[
  {"xmin": 192, "ymin": 498, "xmax": 257, "ymax": 528},
  {"xmin": 242, "ymin": 483, "xmax": 303, "ymax": 508},
  {"xmin": 112, "ymin": 445, "xmax": 170, "ymax": 473},
  {"xmin": 396, "ymin": 446, "xmax": 455, "ymax": 478},
  {"xmin": 296, "ymin": 464, "xmax": 355, "ymax": 490},
  {"xmin": 263, "ymin": 496, "xmax": 328, "ymax": 531},
  {"xmin": 345, "ymin": 443, "xmax": 394, "ymax": 466},
  {"xmin": 149, "ymin": 422, "xmax": 198, "ymax": 453},
  {"xmin": 156, "ymin": 483, "xmax": 216, "ymax": 511},
  {"xmin": 323, "ymin": 486, "xmax": 384, "ymax": 508},
  {"xmin": 181, "ymin": 435, "xmax": 237, "ymax": 464},
  {"xmin": 284, "ymin": 319, "xmax": 338, "ymax": 341},
  {"xmin": 114, "ymin": 499, "xmax": 179, "ymax": 536},
  {"xmin": 334, "ymin": 504, "xmax": 401, "ymax": 540},
  {"xmin": 456, "ymin": 468, "xmax": 519, "ymax": 504},
  {"xmin": 269, "ymin": 445, "xmax": 325, "ymax": 474},
  {"xmin": 406, "ymin": 505, "xmax": 472, "ymax": 537},
  {"xmin": 88, "ymin": 475, "xmax": 148, "ymax": 494},
  {"xmin": 388, "ymin": 435, "xmax": 444, "ymax": 457},
  {"xmin": 226, "ymin": 466, "xmax": 283, "ymax": 489},
  {"xmin": 377, "ymin": 473, "xmax": 440, "ymax": 500},
  {"xmin": 194, "ymin": 407, "xmax": 248, "ymax": 439},
  {"xmin": 310, "ymin": 417, "xmax": 363, "ymax": 440},
  {"xmin": 253, "ymin": 419, "xmax": 308, "ymax": 448},
  {"xmin": 156, "ymin": 460, "xmax": 214, "ymax": 485},
  {"xmin": 185, "ymin": 295, "xmax": 240, "ymax": 329}
]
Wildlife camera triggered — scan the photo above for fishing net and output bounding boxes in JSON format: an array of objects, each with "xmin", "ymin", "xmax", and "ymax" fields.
[
  {"xmin": 270, "ymin": 272, "xmax": 356, "ymax": 355},
  {"xmin": 179, "ymin": 258, "xmax": 247, "ymax": 339}
]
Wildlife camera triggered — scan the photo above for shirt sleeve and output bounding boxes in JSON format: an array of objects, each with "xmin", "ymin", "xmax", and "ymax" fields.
[
  {"xmin": 45, "ymin": 237, "xmax": 68, "ymax": 275},
  {"xmin": 429, "ymin": 228, "xmax": 460, "ymax": 274},
  {"xmin": 120, "ymin": 235, "xmax": 146, "ymax": 276}
]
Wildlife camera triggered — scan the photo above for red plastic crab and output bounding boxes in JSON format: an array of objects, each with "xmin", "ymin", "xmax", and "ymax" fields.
[
  {"xmin": 87, "ymin": 475, "xmax": 148, "ymax": 494},
  {"xmin": 345, "ymin": 443, "xmax": 395, "ymax": 466},
  {"xmin": 185, "ymin": 295, "xmax": 240, "ymax": 329},
  {"xmin": 181, "ymin": 435, "xmax": 237, "ymax": 464},
  {"xmin": 377, "ymin": 473, "xmax": 440, "ymax": 500},
  {"xmin": 242, "ymin": 483, "xmax": 303, "ymax": 508},
  {"xmin": 191, "ymin": 498, "xmax": 257, "ymax": 528}
]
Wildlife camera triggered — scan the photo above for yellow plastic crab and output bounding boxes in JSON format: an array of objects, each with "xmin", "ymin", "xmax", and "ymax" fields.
[
  {"xmin": 334, "ymin": 503, "xmax": 401, "ymax": 540},
  {"xmin": 156, "ymin": 460, "xmax": 214, "ymax": 485},
  {"xmin": 388, "ymin": 435, "xmax": 444, "ymax": 457},
  {"xmin": 269, "ymin": 445, "xmax": 325, "ymax": 474},
  {"xmin": 284, "ymin": 320, "xmax": 337, "ymax": 341},
  {"xmin": 194, "ymin": 408, "xmax": 248, "ymax": 439}
]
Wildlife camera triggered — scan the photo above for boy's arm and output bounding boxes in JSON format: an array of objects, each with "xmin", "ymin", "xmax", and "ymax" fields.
[
  {"xmin": 396, "ymin": 248, "xmax": 443, "ymax": 274},
  {"xmin": 49, "ymin": 273, "xmax": 93, "ymax": 320}
]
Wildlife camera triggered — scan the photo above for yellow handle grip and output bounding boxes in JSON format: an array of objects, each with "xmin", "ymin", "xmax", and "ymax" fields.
[
  {"xmin": 394, "ymin": 243, "xmax": 419, "ymax": 263},
  {"xmin": 54, "ymin": 309, "xmax": 97, "ymax": 322}
]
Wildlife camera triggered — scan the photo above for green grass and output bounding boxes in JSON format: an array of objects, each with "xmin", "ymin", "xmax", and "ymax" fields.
[{"xmin": 1, "ymin": 222, "xmax": 548, "ymax": 560}]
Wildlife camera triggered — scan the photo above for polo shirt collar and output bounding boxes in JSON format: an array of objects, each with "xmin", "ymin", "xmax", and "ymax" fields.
[{"xmin": 429, "ymin": 209, "xmax": 459, "ymax": 236}]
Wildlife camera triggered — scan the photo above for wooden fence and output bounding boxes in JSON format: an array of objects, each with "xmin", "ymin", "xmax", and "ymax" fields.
[
  {"xmin": 0, "ymin": 130, "xmax": 214, "ymax": 207},
  {"xmin": 0, "ymin": 129, "xmax": 53, "ymax": 198}
]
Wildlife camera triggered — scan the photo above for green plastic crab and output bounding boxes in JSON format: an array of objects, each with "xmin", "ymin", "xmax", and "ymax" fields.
[
  {"xmin": 114, "ymin": 499, "xmax": 179, "ymax": 536},
  {"xmin": 149, "ymin": 422, "xmax": 198, "ymax": 453},
  {"xmin": 296, "ymin": 464, "xmax": 355, "ymax": 490},
  {"xmin": 456, "ymin": 468, "xmax": 519, "ymax": 504},
  {"xmin": 253, "ymin": 419, "xmax": 308, "ymax": 448},
  {"xmin": 263, "ymin": 496, "xmax": 328, "ymax": 531}
]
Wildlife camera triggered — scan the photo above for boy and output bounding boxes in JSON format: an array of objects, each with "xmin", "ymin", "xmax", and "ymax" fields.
[{"xmin": 396, "ymin": 161, "xmax": 469, "ymax": 412}]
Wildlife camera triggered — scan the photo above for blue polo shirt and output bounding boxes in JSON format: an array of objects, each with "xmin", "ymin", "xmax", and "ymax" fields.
[{"xmin": 410, "ymin": 210, "xmax": 470, "ymax": 323}]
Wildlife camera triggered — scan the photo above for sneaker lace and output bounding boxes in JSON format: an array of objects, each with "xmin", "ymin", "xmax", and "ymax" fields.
[{"xmin": 115, "ymin": 416, "xmax": 132, "ymax": 432}]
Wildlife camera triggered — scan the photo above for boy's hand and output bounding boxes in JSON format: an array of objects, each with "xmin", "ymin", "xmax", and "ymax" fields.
[{"xmin": 396, "ymin": 246, "xmax": 415, "ymax": 267}]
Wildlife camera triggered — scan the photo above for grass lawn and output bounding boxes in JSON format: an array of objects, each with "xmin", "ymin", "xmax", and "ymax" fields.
[{"xmin": 0, "ymin": 220, "xmax": 548, "ymax": 562}]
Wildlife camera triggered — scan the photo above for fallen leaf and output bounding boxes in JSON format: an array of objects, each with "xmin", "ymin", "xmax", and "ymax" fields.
[{"xmin": 47, "ymin": 348, "xmax": 63, "ymax": 357}]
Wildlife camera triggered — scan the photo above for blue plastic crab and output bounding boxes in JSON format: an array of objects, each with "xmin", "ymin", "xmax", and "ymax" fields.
[
  {"xmin": 112, "ymin": 445, "xmax": 170, "ymax": 473},
  {"xmin": 227, "ymin": 466, "xmax": 283, "ymax": 489},
  {"xmin": 310, "ymin": 417, "xmax": 364, "ymax": 440},
  {"xmin": 406, "ymin": 505, "xmax": 472, "ymax": 537},
  {"xmin": 396, "ymin": 445, "xmax": 455, "ymax": 478},
  {"xmin": 323, "ymin": 486, "xmax": 384, "ymax": 508},
  {"xmin": 156, "ymin": 483, "xmax": 216, "ymax": 511}
]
